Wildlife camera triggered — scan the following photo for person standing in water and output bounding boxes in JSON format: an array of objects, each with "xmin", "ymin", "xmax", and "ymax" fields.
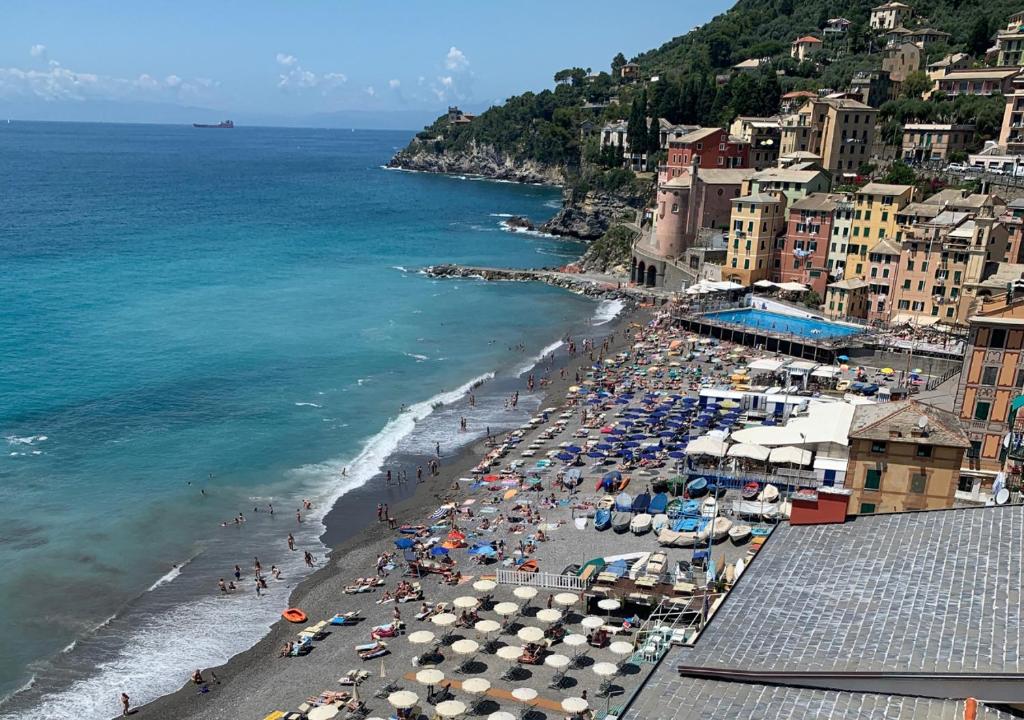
[
  {"xmin": 120, "ymin": 693, "xmax": 130, "ymax": 716},
  {"xmin": 287, "ymin": 534, "xmax": 295, "ymax": 551}
]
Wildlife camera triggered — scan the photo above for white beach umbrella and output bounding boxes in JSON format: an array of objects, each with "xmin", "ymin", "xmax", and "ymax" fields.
[
  {"xmin": 488, "ymin": 713, "xmax": 516, "ymax": 720},
  {"xmin": 726, "ymin": 442, "xmax": 771, "ymax": 462},
  {"xmin": 597, "ymin": 599, "xmax": 621, "ymax": 613},
  {"xmin": 308, "ymin": 706, "xmax": 340, "ymax": 720},
  {"xmin": 472, "ymin": 580, "xmax": 496, "ymax": 593},
  {"xmin": 513, "ymin": 586, "xmax": 538, "ymax": 601},
  {"xmin": 544, "ymin": 653, "xmax": 570, "ymax": 670},
  {"xmin": 387, "ymin": 690, "xmax": 419, "ymax": 709},
  {"xmin": 563, "ymin": 633, "xmax": 587, "ymax": 648},
  {"xmin": 769, "ymin": 445, "xmax": 813, "ymax": 466},
  {"xmin": 493, "ymin": 602, "xmax": 518, "ymax": 617},
  {"xmin": 436, "ymin": 700, "xmax": 467, "ymax": 718},
  {"xmin": 462, "ymin": 678, "xmax": 491, "ymax": 695},
  {"xmin": 553, "ymin": 592, "xmax": 579, "ymax": 607},
  {"xmin": 434, "ymin": 700, "xmax": 466, "ymax": 716},
  {"xmin": 580, "ymin": 615, "xmax": 604, "ymax": 630},
  {"xmin": 408, "ymin": 630, "xmax": 436, "ymax": 645},
  {"xmin": 474, "ymin": 619, "xmax": 500, "ymax": 635},
  {"xmin": 453, "ymin": 595, "xmax": 478, "ymax": 609},
  {"xmin": 592, "ymin": 661, "xmax": 618, "ymax": 678},
  {"xmin": 536, "ymin": 608, "xmax": 562, "ymax": 624},
  {"xmin": 431, "ymin": 613, "xmax": 457, "ymax": 627},
  {"xmin": 562, "ymin": 697, "xmax": 589, "ymax": 714},
  {"xmin": 452, "ymin": 639, "xmax": 479, "ymax": 656},
  {"xmin": 496, "ymin": 645, "xmax": 523, "ymax": 661},
  {"xmin": 512, "ymin": 687, "xmax": 538, "ymax": 703},
  {"xmin": 609, "ymin": 641, "xmax": 633, "ymax": 657},
  {"xmin": 415, "ymin": 668, "xmax": 445, "ymax": 687},
  {"xmin": 516, "ymin": 626, "xmax": 544, "ymax": 643}
]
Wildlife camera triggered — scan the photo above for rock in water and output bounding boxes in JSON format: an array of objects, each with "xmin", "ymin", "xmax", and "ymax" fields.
[{"xmin": 503, "ymin": 216, "xmax": 535, "ymax": 231}]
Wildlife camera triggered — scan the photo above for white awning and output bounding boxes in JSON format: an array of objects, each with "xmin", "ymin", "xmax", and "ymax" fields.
[
  {"xmin": 778, "ymin": 281, "xmax": 809, "ymax": 292},
  {"xmin": 769, "ymin": 446, "xmax": 813, "ymax": 466},
  {"xmin": 811, "ymin": 367, "xmax": 841, "ymax": 379},
  {"xmin": 748, "ymin": 358, "xmax": 785, "ymax": 372},
  {"xmin": 727, "ymin": 442, "xmax": 771, "ymax": 461},
  {"xmin": 787, "ymin": 360, "xmax": 818, "ymax": 373},
  {"xmin": 685, "ymin": 436, "xmax": 728, "ymax": 458},
  {"xmin": 813, "ymin": 456, "xmax": 848, "ymax": 472},
  {"xmin": 753, "ymin": 279, "xmax": 777, "ymax": 288}
]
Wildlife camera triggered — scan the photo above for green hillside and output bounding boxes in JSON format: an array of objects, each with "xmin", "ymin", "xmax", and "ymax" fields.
[{"xmin": 399, "ymin": 0, "xmax": 1020, "ymax": 173}]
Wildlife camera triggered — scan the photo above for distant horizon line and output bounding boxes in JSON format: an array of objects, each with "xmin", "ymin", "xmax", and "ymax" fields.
[{"xmin": 1, "ymin": 117, "xmax": 423, "ymax": 133}]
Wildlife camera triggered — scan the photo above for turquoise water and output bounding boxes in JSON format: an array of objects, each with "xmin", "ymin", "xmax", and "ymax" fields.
[
  {"xmin": 704, "ymin": 309, "xmax": 862, "ymax": 339},
  {"xmin": 0, "ymin": 122, "xmax": 609, "ymax": 718}
]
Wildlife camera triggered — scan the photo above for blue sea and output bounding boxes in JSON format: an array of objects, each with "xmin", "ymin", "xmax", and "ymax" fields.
[{"xmin": 0, "ymin": 122, "xmax": 617, "ymax": 719}]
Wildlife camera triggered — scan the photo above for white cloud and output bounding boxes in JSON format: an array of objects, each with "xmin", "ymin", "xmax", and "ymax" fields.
[
  {"xmin": 388, "ymin": 78, "xmax": 401, "ymax": 89},
  {"xmin": 0, "ymin": 54, "xmax": 218, "ymax": 104},
  {"xmin": 365, "ymin": 85, "xmax": 376, "ymax": 96},
  {"xmin": 445, "ymin": 46, "xmax": 469, "ymax": 71},
  {"xmin": 30, "ymin": 44, "xmax": 47, "ymax": 58},
  {"xmin": 276, "ymin": 54, "xmax": 346, "ymax": 92}
]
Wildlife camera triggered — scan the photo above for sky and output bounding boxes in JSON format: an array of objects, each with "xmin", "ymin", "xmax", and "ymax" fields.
[{"xmin": 0, "ymin": 1, "xmax": 733, "ymax": 128}]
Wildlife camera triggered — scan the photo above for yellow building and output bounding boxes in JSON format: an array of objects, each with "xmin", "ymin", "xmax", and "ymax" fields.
[
  {"xmin": 846, "ymin": 399, "xmax": 969, "ymax": 515},
  {"xmin": 725, "ymin": 192, "xmax": 786, "ymax": 286},
  {"xmin": 825, "ymin": 277, "xmax": 870, "ymax": 319},
  {"xmin": 844, "ymin": 182, "xmax": 916, "ymax": 278}
]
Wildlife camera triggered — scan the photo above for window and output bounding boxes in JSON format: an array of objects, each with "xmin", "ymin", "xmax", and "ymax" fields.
[
  {"xmin": 991, "ymin": 328, "xmax": 1007, "ymax": 348},
  {"xmin": 910, "ymin": 473, "xmax": 927, "ymax": 494},
  {"xmin": 864, "ymin": 468, "xmax": 882, "ymax": 489},
  {"xmin": 859, "ymin": 502, "xmax": 876, "ymax": 514},
  {"xmin": 1016, "ymin": 368, "xmax": 1024, "ymax": 388},
  {"xmin": 870, "ymin": 441, "xmax": 887, "ymax": 453},
  {"xmin": 974, "ymin": 400, "xmax": 991, "ymax": 421},
  {"xmin": 982, "ymin": 367, "xmax": 999, "ymax": 385}
]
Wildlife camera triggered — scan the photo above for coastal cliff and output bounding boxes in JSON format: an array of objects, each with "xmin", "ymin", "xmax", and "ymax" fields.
[
  {"xmin": 540, "ymin": 187, "xmax": 643, "ymax": 240},
  {"xmin": 387, "ymin": 141, "xmax": 565, "ymax": 185}
]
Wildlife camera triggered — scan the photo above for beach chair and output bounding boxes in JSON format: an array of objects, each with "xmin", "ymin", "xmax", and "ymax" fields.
[
  {"xmin": 263, "ymin": 712, "xmax": 286, "ymax": 720},
  {"xmin": 338, "ymin": 669, "xmax": 370, "ymax": 685},
  {"xmin": 330, "ymin": 611, "xmax": 361, "ymax": 626},
  {"xmin": 299, "ymin": 620, "xmax": 329, "ymax": 640}
]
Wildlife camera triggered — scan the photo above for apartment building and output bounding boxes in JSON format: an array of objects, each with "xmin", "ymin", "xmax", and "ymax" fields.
[
  {"xmin": 901, "ymin": 123, "xmax": 975, "ymax": 163},
  {"xmin": 866, "ymin": 237, "xmax": 902, "ymax": 323},
  {"xmin": 825, "ymin": 278, "xmax": 870, "ymax": 319},
  {"xmin": 846, "ymin": 400, "xmax": 969, "ymax": 515},
  {"xmin": 870, "ymin": 1, "xmax": 911, "ymax": 30},
  {"xmin": 728, "ymin": 116, "xmax": 781, "ymax": 169},
  {"xmin": 780, "ymin": 98, "xmax": 877, "ymax": 176},
  {"xmin": 954, "ymin": 295, "xmax": 1024, "ymax": 471},
  {"xmin": 774, "ymin": 193, "xmax": 841, "ymax": 296},
  {"xmin": 935, "ymin": 67, "xmax": 1021, "ymax": 97},
  {"xmin": 999, "ymin": 74, "xmax": 1024, "ymax": 154},
  {"xmin": 724, "ymin": 192, "xmax": 787, "ymax": 286},
  {"xmin": 825, "ymin": 196, "xmax": 855, "ymax": 278},
  {"xmin": 997, "ymin": 11, "xmax": 1024, "ymax": 66},
  {"xmin": 844, "ymin": 183, "xmax": 916, "ymax": 278}
]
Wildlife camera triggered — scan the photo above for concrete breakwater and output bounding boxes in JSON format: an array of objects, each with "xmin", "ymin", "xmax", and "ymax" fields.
[{"xmin": 423, "ymin": 263, "xmax": 669, "ymax": 302}]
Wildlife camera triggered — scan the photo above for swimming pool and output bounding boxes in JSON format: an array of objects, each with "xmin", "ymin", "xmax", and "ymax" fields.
[{"xmin": 703, "ymin": 308, "xmax": 863, "ymax": 339}]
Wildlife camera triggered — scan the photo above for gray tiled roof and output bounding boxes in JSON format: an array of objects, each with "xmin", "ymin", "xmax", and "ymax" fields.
[
  {"xmin": 629, "ymin": 675, "xmax": 1014, "ymax": 720},
  {"xmin": 676, "ymin": 506, "xmax": 1024, "ymax": 673}
]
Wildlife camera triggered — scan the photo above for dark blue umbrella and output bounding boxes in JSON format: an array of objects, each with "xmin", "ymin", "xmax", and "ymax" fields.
[
  {"xmin": 596, "ymin": 443, "xmax": 614, "ymax": 450},
  {"xmin": 762, "ymin": 418, "xmax": 776, "ymax": 426},
  {"xmin": 468, "ymin": 545, "xmax": 496, "ymax": 557},
  {"xmin": 620, "ymin": 420, "xmax": 635, "ymax": 426},
  {"xmin": 682, "ymin": 397, "xmax": 697, "ymax": 405},
  {"xmin": 587, "ymin": 451, "xmax": 607, "ymax": 459},
  {"xmin": 566, "ymin": 445, "xmax": 582, "ymax": 454},
  {"xmin": 556, "ymin": 452, "xmax": 575, "ymax": 461},
  {"xmin": 659, "ymin": 430, "xmax": 675, "ymax": 437},
  {"xmin": 431, "ymin": 546, "xmax": 449, "ymax": 557},
  {"xmin": 621, "ymin": 441, "xmax": 640, "ymax": 448},
  {"xmin": 394, "ymin": 538, "xmax": 415, "ymax": 549},
  {"xmin": 668, "ymin": 451, "xmax": 686, "ymax": 459},
  {"xmin": 614, "ymin": 398, "xmax": 629, "ymax": 404},
  {"xmin": 602, "ymin": 470, "xmax": 622, "ymax": 482}
]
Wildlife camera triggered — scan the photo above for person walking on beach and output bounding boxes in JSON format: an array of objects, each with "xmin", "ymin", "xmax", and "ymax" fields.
[
  {"xmin": 383, "ymin": 504, "xmax": 389, "ymax": 520},
  {"xmin": 435, "ymin": 441, "xmax": 441, "ymax": 457},
  {"xmin": 120, "ymin": 692, "xmax": 130, "ymax": 716},
  {"xmin": 304, "ymin": 550, "xmax": 314, "ymax": 568},
  {"xmin": 417, "ymin": 466, "xmax": 423, "ymax": 483},
  {"xmin": 377, "ymin": 503, "xmax": 384, "ymax": 521}
]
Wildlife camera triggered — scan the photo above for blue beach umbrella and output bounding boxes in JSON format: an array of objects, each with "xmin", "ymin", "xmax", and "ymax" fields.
[
  {"xmin": 556, "ymin": 452, "xmax": 575, "ymax": 461},
  {"xmin": 566, "ymin": 445, "xmax": 582, "ymax": 454},
  {"xmin": 587, "ymin": 451, "xmax": 607, "ymax": 459},
  {"xmin": 394, "ymin": 538, "xmax": 415, "ymax": 549},
  {"xmin": 468, "ymin": 545, "xmax": 496, "ymax": 557},
  {"xmin": 431, "ymin": 546, "xmax": 449, "ymax": 557}
]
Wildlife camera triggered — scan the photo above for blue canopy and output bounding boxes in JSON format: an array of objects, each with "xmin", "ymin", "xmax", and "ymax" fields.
[
  {"xmin": 587, "ymin": 451, "xmax": 607, "ymax": 459},
  {"xmin": 394, "ymin": 538, "xmax": 415, "ymax": 549},
  {"xmin": 431, "ymin": 546, "xmax": 449, "ymax": 556},
  {"xmin": 565, "ymin": 445, "xmax": 582, "ymax": 453},
  {"xmin": 467, "ymin": 545, "xmax": 496, "ymax": 557},
  {"xmin": 556, "ymin": 452, "xmax": 575, "ymax": 461},
  {"xmin": 602, "ymin": 470, "xmax": 622, "ymax": 482}
]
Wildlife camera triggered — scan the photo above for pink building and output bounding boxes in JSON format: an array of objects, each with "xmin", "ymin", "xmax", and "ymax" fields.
[
  {"xmin": 866, "ymin": 237, "xmax": 901, "ymax": 323},
  {"xmin": 773, "ymin": 193, "xmax": 838, "ymax": 297},
  {"xmin": 654, "ymin": 167, "xmax": 748, "ymax": 258}
]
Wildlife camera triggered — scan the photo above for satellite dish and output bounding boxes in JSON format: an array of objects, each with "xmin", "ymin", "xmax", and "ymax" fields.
[
  {"xmin": 997, "ymin": 487, "xmax": 1011, "ymax": 505},
  {"xmin": 917, "ymin": 415, "xmax": 929, "ymax": 430}
]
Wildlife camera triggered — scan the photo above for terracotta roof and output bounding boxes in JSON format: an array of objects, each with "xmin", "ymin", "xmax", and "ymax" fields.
[
  {"xmin": 848, "ymin": 399, "xmax": 969, "ymax": 447},
  {"xmin": 828, "ymin": 278, "xmax": 869, "ymax": 290},
  {"xmin": 868, "ymin": 237, "xmax": 901, "ymax": 255},
  {"xmin": 858, "ymin": 182, "xmax": 914, "ymax": 196},
  {"xmin": 674, "ymin": 126, "xmax": 723, "ymax": 144},
  {"xmin": 793, "ymin": 36, "xmax": 822, "ymax": 44}
]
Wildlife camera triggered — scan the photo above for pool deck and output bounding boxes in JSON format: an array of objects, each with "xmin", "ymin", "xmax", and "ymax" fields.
[{"xmin": 672, "ymin": 309, "xmax": 872, "ymax": 363}]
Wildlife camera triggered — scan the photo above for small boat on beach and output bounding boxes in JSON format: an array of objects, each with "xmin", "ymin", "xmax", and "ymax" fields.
[
  {"xmin": 594, "ymin": 509, "xmax": 612, "ymax": 531},
  {"xmin": 751, "ymin": 526, "xmax": 772, "ymax": 539},
  {"xmin": 612, "ymin": 512, "xmax": 631, "ymax": 533},
  {"xmin": 651, "ymin": 513, "xmax": 669, "ymax": 532},
  {"xmin": 657, "ymin": 528, "xmax": 699, "ymax": 547},
  {"xmin": 672, "ymin": 517, "xmax": 700, "ymax": 533},
  {"xmin": 741, "ymin": 481, "xmax": 760, "ymax": 500},
  {"xmin": 614, "ymin": 492, "xmax": 633, "ymax": 512},
  {"xmin": 631, "ymin": 491, "xmax": 651, "ymax": 514},
  {"xmin": 681, "ymin": 499, "xmax": 700, "ymax": 516},
  {"xmin": 701, "ymin": 497, "xmax": 718, "ymax": 517},
  {"xmin": 283, "ymin": 608, "xmax": 308, "ymax": 623},
  {"xmin": 666, "ymin": 498, "xmax": 685, "ymax": 519},
  {"xmin": 686, "ymin": 478, "xmax": 708, "ymax": 497},
  {"xmin": 758, "ymin": 484, "xmax": 780, "ymax": 503},
  {"xmin": 630, "ymin": 513, "xmax": 653, "ymax": 535},
  {"xmin": 732, "ymin": 499, "xmax": 778, "ymax": 519},
  {"xmin": 649, "ymin": 493, "xmax": 669, "ymax": 514},
  {"xmin": 704, "ymin": 516, "xmax": 733, "ymax": 542},
  {"xmin": 729, "ymin": 524, "xmax": 753, "ymax": 544}
]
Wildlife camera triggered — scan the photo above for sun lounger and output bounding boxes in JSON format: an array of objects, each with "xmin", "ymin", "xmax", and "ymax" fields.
[
  {"xmin": 331, "ymin": 611, "xmax": 361, "ymax": 626},
  {"xmin": 263, "ymin": 712, "xmax": 286, "ymax": 720},
  {"xmin": 338, "ymin": 669, "xmax": 370, "ymax": 685},
  {"xmin": 299, "ymin": 620, "xmax": 329, "ymax": 640},
  {"xmin": 673, "ymin": 581, "xmax": 695, "ymax": 596}
]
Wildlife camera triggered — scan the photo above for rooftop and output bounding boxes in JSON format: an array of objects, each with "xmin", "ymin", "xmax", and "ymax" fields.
[
  {"xmin": 873, "ymin": 1, "xmax": 910, "ymax": 8},
  {"xmin": 674, "ymin": 126, "xmax": 724, "ymax": 144},
  {"xmin": 868, "ymin": 237, "xmax": 901, "ymax": 255},
  {"xmin": 751, "ymin": 167, "xmax": 825, "ymax": 184},
  {"xmin": 939, "ymin": 67, "xmax": 1021, "ymax": 80},
  {"xmin": 793, "ymin": 35, "xmax": 822, "ymax": 44},
  {"xmin": 858, "ymin": 182, "xmax": 914, "ymax": 196},
  {"xmin": 904, "ymin": 122, "xmax": 975, "ymax": 130},
  {"xmin": 733, "ymin": 191, "xmax": 782, "ymax": 205},
  {"xmin": 897, "ymin": 201, "xmax": 945, "ymax": 220},
  {"xmin": 828, "ymin": 277, "xmax": 869, "ymax": 290},
  {"xmin": 848, "ymin": 398, "xmax": 969, "ymax": 447}
]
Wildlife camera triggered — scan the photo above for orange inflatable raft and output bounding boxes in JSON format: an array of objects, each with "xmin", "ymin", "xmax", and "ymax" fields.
[{"xmin": 282, "ymin": 608, "xmax": 308, "ymax": 623}]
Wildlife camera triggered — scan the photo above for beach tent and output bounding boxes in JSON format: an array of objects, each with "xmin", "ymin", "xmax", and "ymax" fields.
[
  {"xmin": 769, "ymin": 446, "xmax": 812, "ymax": 466},
  {"xmin": 726, "ymin": 443, "xmax": 770, "ymax": 462},
  {"xmin": 753, "ymin": 279, "xmax": 777, "ymax": 288},
  {"xmin": 684, "ymin": 436, "xmax": 728, "ymax": 458}
]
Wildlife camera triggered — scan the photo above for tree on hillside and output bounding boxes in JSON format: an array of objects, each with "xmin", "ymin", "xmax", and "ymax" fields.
[
  {"xmin": 901, "ymin": 71, "xmax": 931, "ymax": 99},
  {"xmin": 647, "ymin": 115, "xmax": 662, "ymax": 157},
  {"xmin": 883, "ymin": 162, "xmax": 917, "ymax": 185},
  {"xmin": 968, "ymin": 16, "xmax": 992, "ymax": 56},
  {"xmin": 611, "ymin": 53, "xmax": 627, "ymax": 77},
  {"xmin": 626, "ymin": 91, "xmax": 648, "ymax": 162}
]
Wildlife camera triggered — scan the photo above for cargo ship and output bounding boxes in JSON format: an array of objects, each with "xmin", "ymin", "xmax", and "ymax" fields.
[{"xmin": 193, "ymin": 120, "xmax": 234, "ymax": 129}]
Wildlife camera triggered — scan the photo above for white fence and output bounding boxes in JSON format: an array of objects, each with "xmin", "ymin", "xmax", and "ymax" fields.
[{"xmin": 495, "ymin": 569, "xmax": 587, "ymax": 591}]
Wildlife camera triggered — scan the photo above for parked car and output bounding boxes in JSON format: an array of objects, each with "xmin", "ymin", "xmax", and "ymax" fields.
[{"xmin": 945, "ymin": 162, "xmax": 968, "ymax": 173}]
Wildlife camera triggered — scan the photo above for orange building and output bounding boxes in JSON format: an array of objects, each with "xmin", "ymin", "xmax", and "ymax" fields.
[
  {"xmin": 954, "ymin": 296, "xmax": 1024, "ymax": 471},
  {"xmin": 724, "ymin": 192, "xmax": 786, "ymax": 285}
]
